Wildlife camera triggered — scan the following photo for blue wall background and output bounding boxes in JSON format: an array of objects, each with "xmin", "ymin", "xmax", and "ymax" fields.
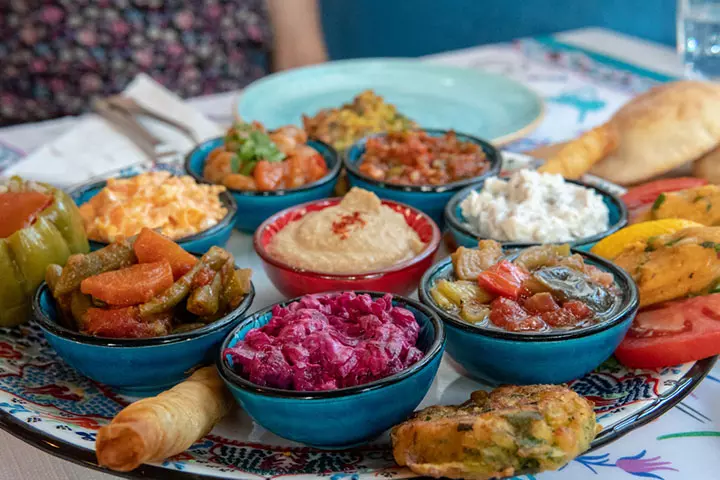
[{"xmin": 320, "ymin": 0, "xmax": 677, "ymax": 59}]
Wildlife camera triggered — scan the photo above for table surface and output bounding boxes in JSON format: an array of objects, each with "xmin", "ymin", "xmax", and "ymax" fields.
[{"xmin": 2, "ymin": 27, "xmax": 717, "ymax": 480}]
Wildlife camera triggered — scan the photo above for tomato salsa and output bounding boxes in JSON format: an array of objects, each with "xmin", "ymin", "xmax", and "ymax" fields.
[
  {"xmin": 0, "ymin": 191, "xmax": 53, "ymax": 238},
  {"xmin": 359, "ymin": 130, "xmax": 489, "ymax": 186},
  {"xmin": 431, "ymin": 242, "xmax": 618, "ymax": 333}
]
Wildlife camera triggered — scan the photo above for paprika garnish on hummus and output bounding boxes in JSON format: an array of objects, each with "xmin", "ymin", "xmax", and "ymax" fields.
[{"xmin": 267, "ymin": 188, "xmax": 426, "ymax": 274}]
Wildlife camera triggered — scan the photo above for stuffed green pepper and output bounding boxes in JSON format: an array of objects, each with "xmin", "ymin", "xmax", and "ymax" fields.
[{"xmin": 0, "ymin": 177, "xmax": 89, "ymax": 326}]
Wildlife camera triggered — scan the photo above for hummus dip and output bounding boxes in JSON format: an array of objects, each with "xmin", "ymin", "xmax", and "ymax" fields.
[{"xmin": 267, "ymin": 188, "xmax": 426, "ymax": 274}]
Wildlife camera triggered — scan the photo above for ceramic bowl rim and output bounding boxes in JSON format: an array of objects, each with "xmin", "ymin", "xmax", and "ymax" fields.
[
  {"xmin": 32, "ymin": 280, "xmax": 256, "ymax": 348},
  {"xmin": 184, "ymin": 137, "xmax": 342, "ymax": 197},
  {"xmin": 342, "ymin": 129, "xmax": 502, "ymax": 193},
  {"xmin": 443, "ymin": 174, "xmax": 629, "ymax": 249},
  {"xmin": 69, "ymin": 176, "xmax": 239, "ymax": 248},
  {"xmin": 217, "ymin": 290, "xmax": 446, "ymax": 399},
  {"xmin": 419, "ymin": 248, "xmax": 639, "ymax": 342},
  {"xmin": 252, "ymin": 197, "xmax": 441, "ymax": 280}
]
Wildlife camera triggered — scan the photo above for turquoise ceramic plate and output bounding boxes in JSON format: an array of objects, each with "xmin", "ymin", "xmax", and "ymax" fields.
[{"xmin": 236, "ymin": 59, "xmax": 544, "ymax": 145}]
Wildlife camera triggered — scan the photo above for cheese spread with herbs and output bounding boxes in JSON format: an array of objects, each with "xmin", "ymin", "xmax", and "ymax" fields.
[{"xmin": 460, "ymin": 169, "xmax": 610, "ymax": 243}]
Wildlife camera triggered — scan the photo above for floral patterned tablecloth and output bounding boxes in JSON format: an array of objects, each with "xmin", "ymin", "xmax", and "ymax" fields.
[{"xmin": 0, "ymin": 35, "xmax": 717, "ymax": 480}]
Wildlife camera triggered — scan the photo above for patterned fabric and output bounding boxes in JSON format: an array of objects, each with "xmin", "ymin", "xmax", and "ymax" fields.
[{"xmin": 0, "ymin": 0, "xmax": 272, "ymax": 125}]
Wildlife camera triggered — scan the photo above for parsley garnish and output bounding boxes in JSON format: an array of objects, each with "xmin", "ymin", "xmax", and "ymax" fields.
[
  {"xmin": 224, "ymin": 123, "xmax": 286, "ymax": 175},
  {"xmin": 700, "ymin": 241, "xmax": 720, "ymax": 252},
  {"xmin": 651, "ymin": 193, "xmax": 666, "ymax": 210},
  {"xmin": 645, "ymin": 236, "xmax": 658, "ymax": 252}
]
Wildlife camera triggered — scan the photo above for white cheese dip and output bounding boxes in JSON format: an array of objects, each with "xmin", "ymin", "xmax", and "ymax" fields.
[{"xmin": 459, "ymin": 169, "xmax": 610, "ymax": 242}]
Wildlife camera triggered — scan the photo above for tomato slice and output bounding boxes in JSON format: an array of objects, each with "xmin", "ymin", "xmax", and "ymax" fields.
[
  {"xmin": 478, "ymin": 260, "xmax": 530, "ymax": 299},
  {"xmin": 621, "ymin": 177, "xmax": 708, "ymax": 210},
  {"xmin": 615, "ymin": 294, "xmax": 720, "ymax": 368}
]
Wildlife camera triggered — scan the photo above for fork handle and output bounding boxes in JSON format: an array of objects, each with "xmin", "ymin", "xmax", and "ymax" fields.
[
  {"xmin": 92, "ymin": 98, "xmax": 160, "ymax": 160},
  {"xmin": 107, "ymin": 96, "xmax": 201, "ymax": 144}
]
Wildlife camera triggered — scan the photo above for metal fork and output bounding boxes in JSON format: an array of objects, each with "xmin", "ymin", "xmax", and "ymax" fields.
[
  {"xmin": 91, "ymin": 98, "xmax": 181, "ymax": 164},
  {"xmin": 106, "ymin": 95, "xmax": 202, "ymax": 145}
]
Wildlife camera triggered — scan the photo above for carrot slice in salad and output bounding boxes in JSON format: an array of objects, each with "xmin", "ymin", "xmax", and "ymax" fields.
[{"xmin": 80, "ymin": 261, "xmax": 173, "ymax": 306}]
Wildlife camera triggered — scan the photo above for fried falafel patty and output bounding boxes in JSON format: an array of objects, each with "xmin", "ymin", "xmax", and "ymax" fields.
[{"xmin": 391, "ymin": 385, "xmax": 599, "ymax": 480}]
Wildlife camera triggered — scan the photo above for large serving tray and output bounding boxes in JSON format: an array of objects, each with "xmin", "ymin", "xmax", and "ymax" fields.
[
  {"xmin": 0, "ymin": 153, "xmax": 714, "ymax": 479},
  {"xmin": 0, "ymin": 321, "xmax": 714, "ymax": 479}
]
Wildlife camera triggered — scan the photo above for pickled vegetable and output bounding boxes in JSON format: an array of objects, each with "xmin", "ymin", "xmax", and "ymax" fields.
[
  {"xmin": 80, "ymin": 261, "xmax": 174, "ymax": 306},
  {"xmin": 532, "ymin": 267, "xmax": 615, "ymax": 314},
  {"xmin": 477, "ymin": 261, "xmax": 530, "ymax": 299},
  {"xmin": 460, "ymin": 300, "xmax": 490, "ymax": 324},
  {"xmin": 187, "ymin": 271, "xmax": 221, "ymax": 316},
  {"xmin": 133, "ymin": 228, "xmax": 197, "ymax": 279},
  {"xmin": 45, "ymin": 264, "xmax": 63, "ymax": 294},
  {"xmin": 435, "ymin": 279, "xmax": 492, "ymax": 305},
  {"xmin": 451, "ymin": 242, "xmax": 503, "ymax": 281},
  {"xmin": 172, "ymin": 323, "xmax": 206, "ymax": 334},
  {"xmin": 514, "ymin": 244, "xmax": 571, "ymax": 271},
  {"xmin": 85, "ymin": 307, "xmax": 172, "ymax": 338},
  {"xmin": 70, "ymin": 290, "xmax": 92, "ymax": 331},
  {"xmin": 430, "ymin": 286, "xmax": 457, "ymax": 312},
  {"xmin": 223, "ymin": 268, "xmax": 252, "ymax": 309},
  {"xmin": 434, "ymin": 239, "xmax": 618, "ymax": 333},
  {"xmin": 47, "ymin": 235, "xmax": 251, "ymax": 339},
  {"xmin": 55, "ymin": 240, "xmax": 135, "ymax": 296},
  {"xmin": 139, "ymin": 247, "xmax": 229, "ymax": 317}
]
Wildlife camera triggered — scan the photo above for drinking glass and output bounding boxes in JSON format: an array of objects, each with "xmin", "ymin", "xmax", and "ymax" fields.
[{"xmin": 678, "ymin": 0, "xmax": 720, "ymax": 79}]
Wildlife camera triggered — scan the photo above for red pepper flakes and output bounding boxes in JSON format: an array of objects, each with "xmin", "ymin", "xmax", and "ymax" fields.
[{"xmin": 331, "ymin": 211, "xmax": 366, "ymax": 240}]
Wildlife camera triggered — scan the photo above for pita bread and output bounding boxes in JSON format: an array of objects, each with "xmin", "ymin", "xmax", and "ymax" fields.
[
  {"xmin": 693, "ymin": 146, "xmax": 720, "ymax": 183},
  {"xmin": 589, "ymin": 81, "xmax": 720, "ymax": 185}
]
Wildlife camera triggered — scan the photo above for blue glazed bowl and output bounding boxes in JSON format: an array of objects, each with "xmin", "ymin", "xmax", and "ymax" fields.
[
  {"xmin": 70, "ymin": 175, "xmax": 239, "ymax": 255},
  {"xmin": 217, "ymin": 291, "xmax": 446, "ymax": 448},
  {"xmin": 418, "ymin": 250, "xmax": 638, "ymax": 385},
  {"xmin": 32, "ymin": 281, "xmax": 255, "ymax": 396},
  {"xmin": 444, "ymin": 176, "xmax": 628, "ymax": 252},
  {"xmin": 343, "ymin": 129, "xmax": 502, "ymax": 228},
  {"xmin": 184, "ymin": 137, "xmax": 341, "ymax": 233}
]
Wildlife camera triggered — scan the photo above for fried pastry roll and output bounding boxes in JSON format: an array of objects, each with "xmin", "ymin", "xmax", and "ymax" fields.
[{"xmin": 96, "ymin": 366, "xmax": 233, "ymax": 471}]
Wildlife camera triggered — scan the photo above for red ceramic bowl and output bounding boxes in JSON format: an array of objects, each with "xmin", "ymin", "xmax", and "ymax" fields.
[{"xmin": 253, "ymin": 197, "xmax": 441, "ymax": 297}]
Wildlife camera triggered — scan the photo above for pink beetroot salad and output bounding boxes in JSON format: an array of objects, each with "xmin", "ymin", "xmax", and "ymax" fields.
[{"xmin": 224, "ymin": 292, "xmax": 424, "ymax": 391}]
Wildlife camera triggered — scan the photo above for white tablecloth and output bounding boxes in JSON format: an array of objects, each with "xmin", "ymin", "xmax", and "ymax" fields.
[{"xmin": 2, "ymin": 27, "xmax": 718, "ymax": 480}]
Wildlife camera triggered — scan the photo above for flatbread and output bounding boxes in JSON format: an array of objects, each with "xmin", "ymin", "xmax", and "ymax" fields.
[
  {"xmin": 693, "ymin": 146, "xmax": 720, "ymax": 183},
  {"xmin": 590, "ymin": 81, "xmax": 720, "ymax": 185}
]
